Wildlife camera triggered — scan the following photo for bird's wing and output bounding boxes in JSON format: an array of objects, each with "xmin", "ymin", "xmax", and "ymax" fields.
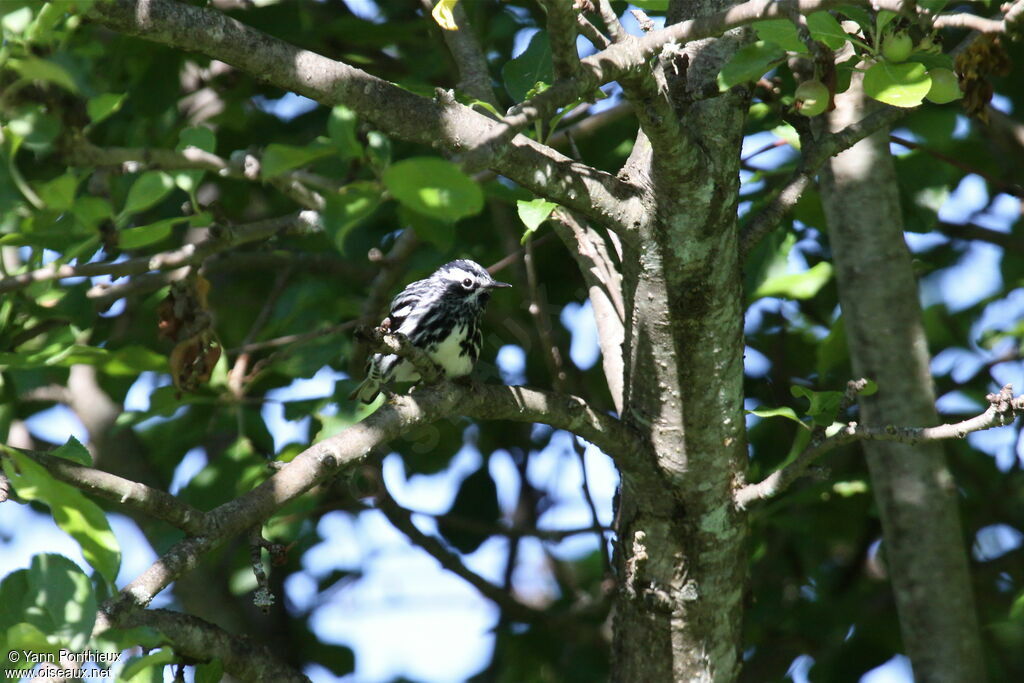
[{"xmin": 384, "ymin": 277, "xmax": 430, "ymax": 330}]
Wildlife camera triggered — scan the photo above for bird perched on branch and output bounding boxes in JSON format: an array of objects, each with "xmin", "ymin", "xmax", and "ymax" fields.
[{"xmin": 349, "ymin": 259, "xmax": 512, "ymax": 403}]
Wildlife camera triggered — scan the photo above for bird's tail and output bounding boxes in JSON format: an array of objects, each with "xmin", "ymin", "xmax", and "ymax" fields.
[{"xmin": 348, "ymin": 376, "xmax": 381, "ymax": 404}]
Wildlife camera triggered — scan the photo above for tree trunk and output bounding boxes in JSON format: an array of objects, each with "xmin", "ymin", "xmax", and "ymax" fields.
[
  {"xmin": 817, "ymin": 75, "xmax": 987, "ymax": 682},
  {"xmin": 612, "ymin": 5, "xmax": 750, "ymax": 677}
]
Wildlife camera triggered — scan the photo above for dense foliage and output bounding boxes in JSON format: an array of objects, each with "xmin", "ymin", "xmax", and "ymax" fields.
[{"xmin": 1, "ymin": 0, "xmax": 1023, "ymax": 681}]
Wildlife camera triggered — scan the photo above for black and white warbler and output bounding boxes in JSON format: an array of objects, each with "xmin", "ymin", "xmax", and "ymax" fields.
[{"xmin": 349, "ymin": 259, "xmax": 511, "ymax": 403}]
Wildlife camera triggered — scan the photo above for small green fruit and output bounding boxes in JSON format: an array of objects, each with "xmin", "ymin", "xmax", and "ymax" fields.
[
  {"xmin": 795, "ymin": 80, "xmax": 829, "ymax": 116},
  {"xmin": 925, "ymin": 68, "xmax": 961, "ymax": 104},
  {"xmin": 917, "ymin": 35, "xmax": 941, "ymax": 55},
  {"xmin": 881, "ymin": 31, "xmax": 913, "ymax": 63}
]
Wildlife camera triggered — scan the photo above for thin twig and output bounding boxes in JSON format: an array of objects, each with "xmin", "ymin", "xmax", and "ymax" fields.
[
  {"xmin": 0, "ymin": 211, "xmax": 318, "ymax": 295},
  {"xmin": 577, "ymin": 14, "xmax": 612, "ymax": 49},
  {"xmin": 523, "ymin": 236, "xmax": 569, "ymax": 391},
  {"xmin": 571, "ymin": 437, "xmax": 612, "ymax": 577},
  {"xmin": 596, "ymin": 0, "xmax": 629, "ymax": 43},
  {"xmin": 230, "ymin": 320, "xmax": 357, "ymax": 355},
  {"xmin": 740, "ymin": 107, "xmax": 906, "ymax": 258},
  {"xmin": 66, "ymin": 141, "xmax": 334, "ymax": 210},
  {"xmin": 419, "ymin": 0, "xmax": 499, "ymax": 106},
  {"xmin": 376, "ymin": 485, "xmax": 548, "ymax": 623},
  {"xmin": 360, "ymin": 328, "xmax": 444, "ymax": 385},
  {"xmin": 889, "ymin": 135, "xmax": 1024, "ymax": 199},
  {"xmin": 736, "ymin": 384, "xmax": 1024, "ymax": 508}
]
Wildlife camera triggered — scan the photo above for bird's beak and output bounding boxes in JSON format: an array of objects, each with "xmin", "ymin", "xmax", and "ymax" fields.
[{"xmin": 488, "ymin": 280, "xmax": 512, "ymax": 289}]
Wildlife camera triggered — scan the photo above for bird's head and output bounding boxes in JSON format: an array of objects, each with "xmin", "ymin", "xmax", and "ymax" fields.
[{"xmin": 436, "ymin": 259, "xmax": 511, "ymax": 305}]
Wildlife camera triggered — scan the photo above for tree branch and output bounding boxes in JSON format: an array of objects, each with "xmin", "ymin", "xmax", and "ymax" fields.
[
  {"xmin": 98, "ymin": 381, "xmax": 638, "ymax": 617},
  {"xmin": 420, "ymin": 0, "xmax": 498, "ymax": 106},
  {"xmin": 740, "ymin": 106, "xmax": 906, "ymax": 258},
  {"xmin": 541, "ymin": 0, "xmax": 582, "ymax": 80},
  {"xmin": 66, "ymin": 140, "xmax": 333, "ymax": 210},
  {"xmin": 735, "ymin": 385, "xmax": 1024, "ymax": 508},
  {"xmin": 596, "ymin": 0, "xmax": 629, "ymax": 44},
  {"xmin": 87, "ymin": 0, "xmax": 642, "ymax": 233},
  {"xmin": 375, "ymin": 486, "xmax": 547, "ymax": 623},
  {"xmin": 97, "ymin": 608, "xmax": 308, "ymax": 682},
  {"xmin": 0, "ymin": 211, "xmax": 318, "ymax": 295},
  {"xmin": 6, "ymin": 449, "xmax": 207, "ymax": 535},
  {"xmin": 938, "ymin": 221, "xmax": 1024, "ymax": 252},
  {"xmin": 360, "ymin": 328, "xmax": 444, "ymax": 385},
  {"xmin": 550, "ymin": 209, "xmax": 625, "ymax": 413},
  {"xmin": 932, "ymin": 0, "xmax": 1024, "ymax": 33},
  {"xmin": 503, "ymin": 0, "xmax": 1024, "ymax": 136},
  {"xmin": 348, "ymin": 229, "xmax": 420, "ymax": 375}
]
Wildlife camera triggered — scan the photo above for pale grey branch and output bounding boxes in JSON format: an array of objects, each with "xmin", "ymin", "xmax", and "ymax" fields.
[{"xmin": 735, "ymin": 385, "xmax": 1024, "ymax": 508}]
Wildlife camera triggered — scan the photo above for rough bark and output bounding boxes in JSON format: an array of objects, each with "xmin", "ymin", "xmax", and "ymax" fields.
[
  {"xmin": 611, "ymin": 2, "xmax": 750, "ymax": 679},
  {"xmin": 817, "ymin": 76, "xmax": 987, "ymax": 682}
]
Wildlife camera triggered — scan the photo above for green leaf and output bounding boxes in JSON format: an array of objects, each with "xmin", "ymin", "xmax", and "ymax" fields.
[
  {"xmin": 864, "ymin": 61, "xmax": 931, "ymax": 108},
  {"xmin": 807, "ymin": 12, "xmax": 849, "ymax": 50},
  {"xmin": 876, "ymin": 10, "xmax": 898, "ymax": 36},
  {"xmin": 53, "ymin": 436, "xmax": 91, "ymax": 466},
  {"xmin": 121, "ymin": 649, "xmax": 175, "ymax": 682},
  {"xmin": 120, "ymin": 171, "xmax": 175, "ymax": 218},
  {"xmin": 438, "ymin": 466, "xmax": 500, "ymax": 554},
  {"xmin": 2, "ymin": 450, "xmax": 121, "ymax": 583},
  {"xmin": 753, "ymin": 20, "xmax": 806, "ymax": 53},
  {"xmin": 744, "ymin": 230, "xmax": 796, "ymax": 298},
  {"xmin": 383, "ymin": 157, "xmax": 483, "ymax": 223},
  {"xmin": 2, "ymin": 7, "xmax": 34, "ymax": 34},
  {"xmin": 503, "ymin": 30, "xmax": 553, "ymax": 102},
  {"xmin": 516, "ymin": 198, "xmax": 557, "ymax": 243},
  {"xmin": 261, "ymin": 142, "xmax": 333, "ymax": 178},
  {"xmin": 399, "ymin": 205, "xmax": 455, "ymax": 250},
  {"xmin": 832, "ymin": 480, "xmax": 869, "ymax": 497},
  {"xmin": 28, "ymin": 554, "xmax": 97, "ymax": 650},
  {"xmin": 36, "ymin": 173, "xmax": 79, "ymax": 211},
  {"xmin": 771, "ymin": 123, "xmax": 801, "ymax": 149},
  {"xmin": 328, "ymin": 105, "xmax": 362, "ymax": 160},
  {"xmin": 195, "ymin": 659, "xmax": 225, "ymax": 683},
  {"xmin": 118, "ymin": 216, "xmax": 182, "ymax": 249},
  {"xmin": 103, "ymin": 345, "xmax": 168, "ymax": 375},
  {"xmin": 0, "ymin": 570, "xmax": 46, "ymax": 638},
  {"xmin": 906, "ymin": 51, "xmax": 955, "ymax": 72},
  {"xmin": 861, "ymin": 378, "xmax": 879, "ymax": 396},
  {"xmin": 322, "ymin": 181, "xmax": 382, "ymax": 253},
  {"xmin": 366, "ymin": 131, "xmax": 391, "ymax": 171},
  {"xmin": 718, "ymin": 41, "xmax": 786, "ymax": 90},
  {"xmin": 174, "ymin": 126, "xmax": 217, "ymax": 196},
  {"xmin": 838, "ymin": 5, "xmax": 873, "ymax": 33},
  {"xmin": 6, "ymin": 106, "xmax": 61, "ymax": 149},
  {"xmin": 72, "ymin": 196, "xmax": 113, "ymax": 230},
  {"xmin": 9, "ymin": 56, "xmax": 78, "ymax": 93},
  {"xmin": 26, "ymin": 3, "xmax": 70, "ymax": 43},
  {"xmin": 630, "ymin": 0, "xmax": 668, "ymax": 9},
  {"xmin": 754, "ymin": 262, "xmax": 833, "ymax": 300},
  {"xmin": 754, "ymin": 13, "xmax": 850, "ymax": 53},
  {"xmin": 4, "ymin": 621, "xmax": 58, "ymax": 656},
  {"xmin": 747, "ymin": 406, "xmax": 810, "ymax": 429},
  {"xmin": 87, "ymin": 93, "xmax": 126, "ymax": 126},
  {"xmin": 790, "ymin": 386, "xmax": 845, "ymax": 426}
]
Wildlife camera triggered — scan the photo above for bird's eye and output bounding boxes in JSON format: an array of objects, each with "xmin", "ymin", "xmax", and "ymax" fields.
[{"xmin": 462, "ymin": 278, "xmax": 473, "ymax": 289}]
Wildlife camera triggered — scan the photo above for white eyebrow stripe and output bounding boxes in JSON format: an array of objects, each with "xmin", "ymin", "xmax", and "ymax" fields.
[{"xmin": 391, "ymin": 305, "xmax": 413, "ymax": 318}]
